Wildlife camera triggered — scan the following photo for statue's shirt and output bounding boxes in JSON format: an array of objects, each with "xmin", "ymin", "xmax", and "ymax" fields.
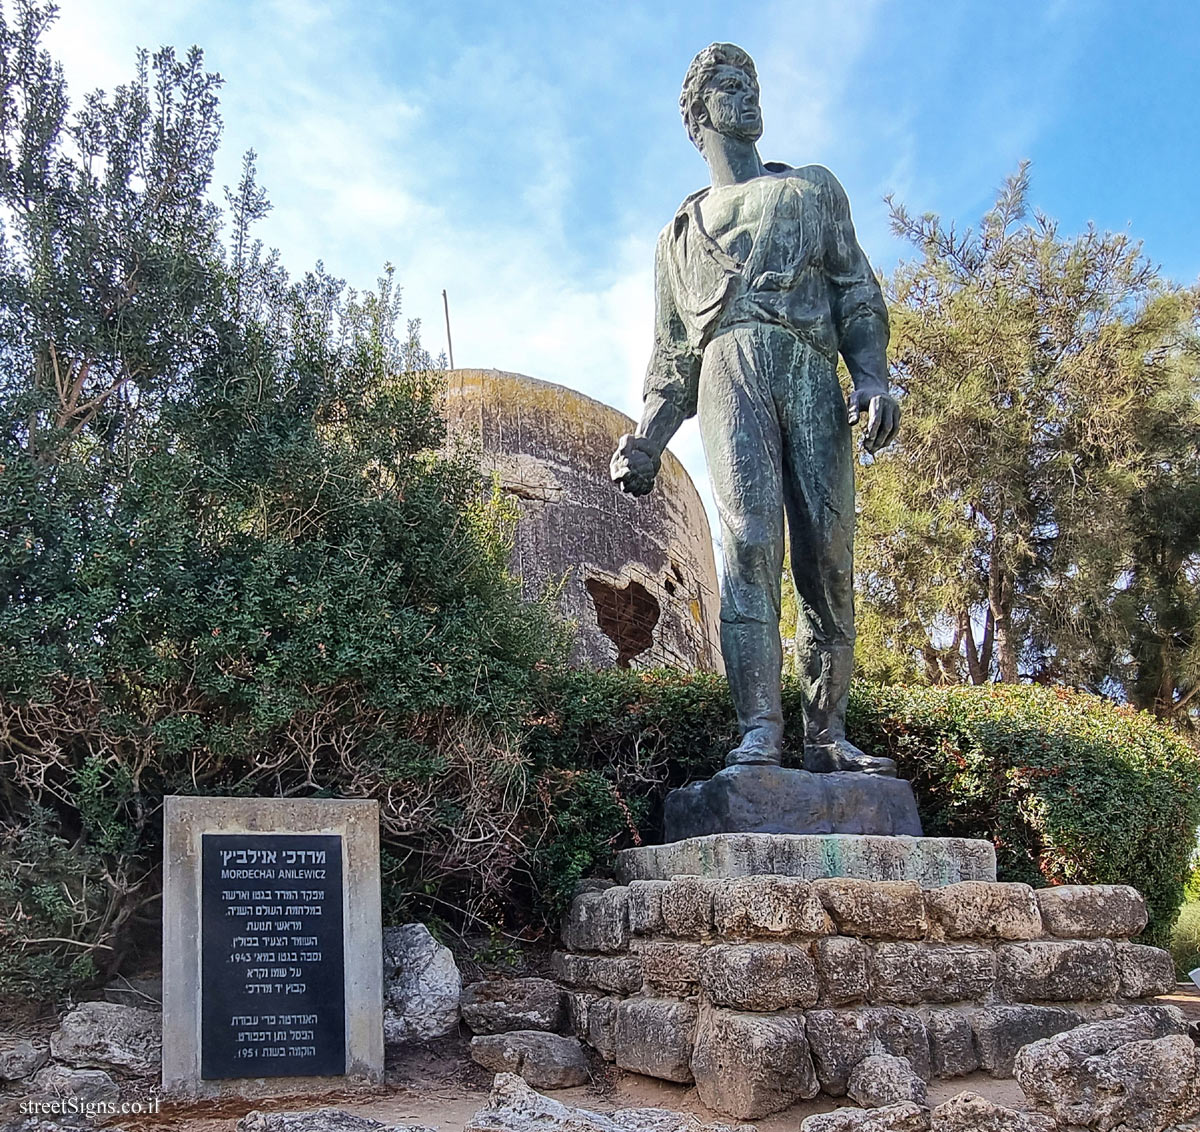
[{"xmin": 645, "ymin": 162, "xmax": 888, "ymax": 419}]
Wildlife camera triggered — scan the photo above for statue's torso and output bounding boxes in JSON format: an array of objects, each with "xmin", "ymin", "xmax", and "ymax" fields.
[
  {"xmin": 673, "ymin": 168, "xmax": 835, "ymax": 355},
  {"xmin": 698, "ymin": 174, "xmax": 797, "ymax": 270},
  {"xmin": 695, "ymin": 168, "xmax": 817, "ymax": 276}
]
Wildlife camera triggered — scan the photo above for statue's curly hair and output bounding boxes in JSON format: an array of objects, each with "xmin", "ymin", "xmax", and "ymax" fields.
[{"xmin": 679, "ymin": 42, "xmax": 759, "ymax": 152}]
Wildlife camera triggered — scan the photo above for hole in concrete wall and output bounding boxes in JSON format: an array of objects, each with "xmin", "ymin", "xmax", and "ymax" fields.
[
  {"xmin": 671, "ymin": 563, "xmax": 685, "ymax": 584},
  {"xmin": 664, "ymin": 577, "xmax": 677, "ymax": 596},
  {"xmin": 585, "ymin": 577, "xmax": 660, "ymax": 668}
]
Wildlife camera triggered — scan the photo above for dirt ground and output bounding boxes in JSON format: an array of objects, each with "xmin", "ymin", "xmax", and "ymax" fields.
[
  {"xmin": 1156, "ymin": 985, "xmax": 1200, "ymax": 1022},
  {"xmin": 112, "ymin": 1034, "xmax": 1031, "ymax": 1132},
  {"xmin": 6, "ymin": 988, "xmax": 1197, "ymax": 1132}
]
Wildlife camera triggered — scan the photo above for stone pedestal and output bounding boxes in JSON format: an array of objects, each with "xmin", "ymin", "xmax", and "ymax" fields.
[
  {"xmin": 616, "ymin": 832, "xmax": 996, "ymax": 887},
  {"xmin": 554, "ymin": 861, "xmax": 1179, "ymax": 1121},
  {"xmin": 664, "ymin": 765, "xmax": 923, "ymax": 840}
]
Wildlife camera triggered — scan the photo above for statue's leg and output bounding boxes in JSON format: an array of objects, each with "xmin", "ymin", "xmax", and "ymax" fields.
[
  {"xmin": 777, "ymin": 343, "xmax": 896, "ymax": 776},
  {"xmin": 698, "ymin": 327, "xmax": 785, "ymax": 767}
]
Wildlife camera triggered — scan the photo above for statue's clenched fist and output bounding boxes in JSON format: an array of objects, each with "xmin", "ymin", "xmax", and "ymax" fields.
[
  {"xmin": 847, "ymin": 388, "xmax": 901, "ymax": 455},
  {"xmin": 610, "ymin": 433, "xmax": 661, "ymax": 496}
]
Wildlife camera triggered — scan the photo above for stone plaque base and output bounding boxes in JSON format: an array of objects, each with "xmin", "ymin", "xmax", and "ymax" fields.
[
  {"xmin": 162, "ymin": 796, "xmax": 383, "ymax": 1099},
  {"xmin": 664, "ymin": 765, "xmax": 922, "ymax": 841},
  {"xmin": 615, "ymin": 832, "xmax": 997, "ymax": 887}
]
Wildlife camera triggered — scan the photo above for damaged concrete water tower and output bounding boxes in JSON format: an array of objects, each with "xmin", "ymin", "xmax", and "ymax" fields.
[{"xmin": 443, "ymin": 369, "xmax": 723, "ymax": 672}]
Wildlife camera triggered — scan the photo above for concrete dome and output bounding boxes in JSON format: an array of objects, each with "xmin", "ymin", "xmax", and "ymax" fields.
[{"xmin": 444, "ymin": 368, "xmax": 722, "ymax": 672}]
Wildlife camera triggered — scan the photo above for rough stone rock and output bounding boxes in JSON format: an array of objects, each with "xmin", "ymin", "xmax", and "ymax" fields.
[
  {"xmin": 663, "ymin": 765, "xmax": 923, "ymax": 840},
  {"xmin": 1035, "ymin": 884, "xmax": 1148, "ymax": 939},
  {"xmin": 634, "ymin": 941, "xmax": 704, "ymax": 995},
  {"xmin": 462, "ymin": 1072, "xmax": 757, "ymax": 1132},
  {"xmin": 816, "ymin": 936, "xmax": 870, "ymax": 1006},
  {"xmin": 923, "ymin": 882, "xmax": 1041, "ymax": 941},
  {"xmin": 239, "ymin": 1112, "xmax": 434, "ymax": 1132},
  {"xmin": 700, "ymin": 943, "xmax": 819, "ymax": 1011},
  {"xmin": 615, "ymin": 833, "xmax": 997, "ymax": 888},
  {"xmin": 50, "ymin": 1001, "xmax": 161, "ymax": 1074},
  {"xmin": 1117, "ymin": 942, "xmax": 1177, "ymax": 999},
  {"xmin": 550, "ymin": 951, "xmax": 643, "ymax": 995},
  {"xmin": 383, "ymin": 923, "xmax": 462, "ymax": 1042},
  {"xmin": 712, "ymin": 875, "xmax": 834, "ymax": 937},
  {"xmin": 847, "ymin": 1053, "xmax": 928, "ymax": 1108},
  {"xmin": 929, "ymin": 1092, "xmax": 1055, "ymax": 1132},
  {"xmin": 0, "ymin": 1117, "xmax": 92, "ymax": 1132},
  {"xmin": 461, "ymin": 978, "xmax": 564, "ymax": 1035},
  {"xmin": 869, "ymin": 943, "xmax": 995, "ymax": 1005},
  {"xmin": 562, "ymin": 887, "xmax": 630, "ymax": 954},
  {"xmin": 565, "ymin": 991, "xmax": 599, "ymax": 1040},
  {"xmin": 470, "ymin": 1031, "xmax": 590, "ymax": 1089},
  {"xmin": 586, "ymin": 997, "xmax": 619, "ymax": 1061},
  {"xmin": 0, "ymin": 1040, "xmax": 49, "ymax": 1081},
  {"xmin": 924, "ymin": 1010, "xmax": 978, "ymax": 1078},
  {"xmin": 1014, "ymin": 1009, "xmax": 1196, "ymax": 1130},
  {"xmin": 1073, "ymin": 1034, "xmax": 1200, "ymax": 1127},
  {"xmin": 659, "ymin": 877, "xmax": 722, "ymax": 938},
  {"xmin": 30, "ymin": 1066, "xmax": 120, "ymax": 1106},
  {"xmin": 627, "ymin": 880, "xmax": 670, "ymax": 935},
  {"xmin": 805, "ymin": 1007, "xmax": 931, "ymax": 1096},
  {"xmin": 799, "ymin": 1104, "xmax": 931, "ymax": 1132},
  {"xmin": 997, "ymin": 939, "xmax": 1118, "ymax": 1001},
  {"xmin": 691, "ymin": 1008, "xmax": 819, "ymax": 1119},
  {"xmin": 1132, "ymin": 1004, "xmax": 1191, "ymax": 1033},
  {"xmin": 613, "ymin": 997, "xmax": 697, "ymax": 1083},
  {"xmin": 812, "ymin": 880, "xmax": 928, "ymax": 940},
  {"xmin": 971, "ymin": 1004, "xmax": 1085, "ymax": 1077}
]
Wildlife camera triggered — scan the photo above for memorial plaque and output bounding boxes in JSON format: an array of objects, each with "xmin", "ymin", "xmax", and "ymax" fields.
[
  {"xmin": 163, "ymin": 796, "xmax": 381, "ymax": 1098},
  {"xmin": 200, "ymin": 833, "xmax": 345, "ymax": 1079}
]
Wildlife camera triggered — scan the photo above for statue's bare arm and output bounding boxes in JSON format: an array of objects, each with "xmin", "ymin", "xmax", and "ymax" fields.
[
  {"xmin": 821, "ymin": 169, "xmax": 900, "ymax": 454},
  {"xmin": 611, "ymin": 232, "xmax": 699, "ymax": 496}
]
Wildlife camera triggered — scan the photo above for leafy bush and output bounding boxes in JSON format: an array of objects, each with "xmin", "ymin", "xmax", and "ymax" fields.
[
  {"xmin": 1170, "ymin": 899, "xmax": 1200, "ymax": 978},
  {"xmin": 0, "ymin": 2, "xmax": 563, "ymax": 996},
  {"xmin": 5, "ymin": 661, "xmax": 1198, "ymax": 994},
  {"xmin": 0, "ymin": 806, "xmax": 110, "ymax": 997},
  {"xmin": 525, "ymin": 675, "xmax": 1200, "ymax": 949},
  {"xmin": 849, "ymin": 683, "xmax": 1200, "ymax": 947}
]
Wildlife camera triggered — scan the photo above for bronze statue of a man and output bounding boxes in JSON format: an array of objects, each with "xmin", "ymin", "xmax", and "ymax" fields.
[{"xmin": 611, "ymin": 43, "xmax": 900, "ymax": 774}]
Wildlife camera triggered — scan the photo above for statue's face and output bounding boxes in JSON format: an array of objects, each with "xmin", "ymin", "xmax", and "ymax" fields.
[{"xmin": 699, "ymin": 64, "xmax": 762, "ymax": 143}]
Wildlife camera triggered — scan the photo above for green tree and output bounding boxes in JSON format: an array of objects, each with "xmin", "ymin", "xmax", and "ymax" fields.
[
  {"xmin": 0, "ymin": 1, "xmax": 562, "ymax": 991},
  {"xmin": 855, "ymin": 164, "xmax": 1200, "ymax": 715},
  {"xmin": 0, "ymin": 1, "xmax": 223, "ymax": 466}
]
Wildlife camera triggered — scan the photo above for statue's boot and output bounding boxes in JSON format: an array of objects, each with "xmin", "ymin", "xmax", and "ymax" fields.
[
  {"xmin": 722, "ymin": 618, "xmax": 783, "ymax": 767},
  {"xmin": 801, "ymin": 643, "xmax": 897, "ymax": 776}
]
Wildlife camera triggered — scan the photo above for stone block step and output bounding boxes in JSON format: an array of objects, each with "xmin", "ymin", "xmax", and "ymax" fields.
[{"xmin": 615, "ymin": 832, "xmax": 997, "ymax": 887}]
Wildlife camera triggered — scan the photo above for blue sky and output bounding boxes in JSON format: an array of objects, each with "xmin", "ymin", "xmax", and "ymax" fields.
[{"xmin": 44, "ymin": 0, "xmax": 1200, "ymax": 535}]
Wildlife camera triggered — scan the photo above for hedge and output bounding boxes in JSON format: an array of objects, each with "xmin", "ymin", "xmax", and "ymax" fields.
[
  {"xmin": 528, "ymin": 674, "xmax": 1200, "ymax": 949},
  {"xmin": 2, "ymin": 673, "xmax": 1198, "ymax": 998}
]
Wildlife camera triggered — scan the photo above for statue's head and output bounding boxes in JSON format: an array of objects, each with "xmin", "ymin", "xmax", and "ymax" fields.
[{"xmin": 680, "ymin": 43, "xmax": 761, "ymax": 153}]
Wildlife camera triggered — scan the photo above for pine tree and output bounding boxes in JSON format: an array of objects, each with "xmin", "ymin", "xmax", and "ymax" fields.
[{"xmin": 855, "ymin": 164, "xmax": 1200, "ymax": 718}]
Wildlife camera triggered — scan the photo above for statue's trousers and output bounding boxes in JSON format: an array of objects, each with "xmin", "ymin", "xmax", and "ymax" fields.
[{"xmin": 698, "ymin": 320, "xmax": 857, "ymax": 752}]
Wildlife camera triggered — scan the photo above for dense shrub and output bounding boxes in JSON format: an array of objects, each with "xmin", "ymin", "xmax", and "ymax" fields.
[
  {"xmin": 0, "ymin": 4, "xmax": 563, "ymax": 996},
  {"xmin": 527, "ymin": 675, "xmax": 1200, "ymax": 949},
  {"xmin": 1170, "ymin": 900, "xmax": 1200, "ymax": 977},
  {"xmin": 4, "ymin": 670, "xmax": 1198, "ymax": 995}
]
